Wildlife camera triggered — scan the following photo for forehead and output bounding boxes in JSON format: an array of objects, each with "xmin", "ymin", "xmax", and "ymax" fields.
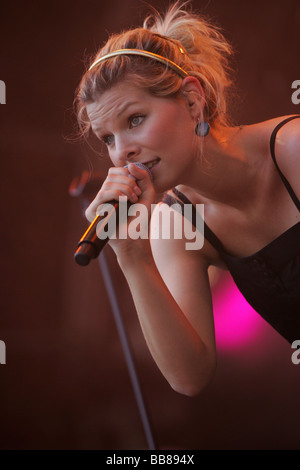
[{"xmin": 86, "ymin": 82, "xmax": 153, "ymax": 131}]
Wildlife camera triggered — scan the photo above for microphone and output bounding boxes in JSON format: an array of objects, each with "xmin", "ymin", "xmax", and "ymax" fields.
[{"xmin": 74, "ymin": 162, "xmax": 153, "ymax": 266}]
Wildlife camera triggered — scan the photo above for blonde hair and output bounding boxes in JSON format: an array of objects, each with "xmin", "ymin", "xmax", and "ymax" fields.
[{"xmin": 75, "ymin": 1, "xmax": 234, "ymax": 138}]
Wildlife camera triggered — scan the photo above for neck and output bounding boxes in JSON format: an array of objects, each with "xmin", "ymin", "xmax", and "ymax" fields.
[{"xmin": 184, "ymin": 124, "xmax": 265, "ymax": 209}]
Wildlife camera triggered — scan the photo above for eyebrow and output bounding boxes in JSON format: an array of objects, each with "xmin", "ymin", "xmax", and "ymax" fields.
[
  {"xmin": 94, "ymin": 100, "xmax": 141, "ymax": 135},
  {"xmin": 116, "ymin": 100, "xmax": 140, "ymax": 117}
]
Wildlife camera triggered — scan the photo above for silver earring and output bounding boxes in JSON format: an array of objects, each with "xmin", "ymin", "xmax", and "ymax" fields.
[{"xmin": 195, "ymin": 121, "xmax": 210, "ymax": 137}]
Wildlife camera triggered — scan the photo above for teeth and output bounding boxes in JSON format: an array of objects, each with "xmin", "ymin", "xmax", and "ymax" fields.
[{"xmin": 145, "ymin": 159, "xmax": 159, "ymax": 169}]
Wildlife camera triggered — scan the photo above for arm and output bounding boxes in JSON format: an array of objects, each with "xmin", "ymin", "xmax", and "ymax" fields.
[
  {"xmin": 85, "ymin": 164, "xmax": 217, "ymax": 396},
  {"xmin": 117, "ymin": 202, "xmax": 217, "ymax": 396},
  {"xmin": 274, "ymin": 116, "xmax": 300, "ymax": 198}
]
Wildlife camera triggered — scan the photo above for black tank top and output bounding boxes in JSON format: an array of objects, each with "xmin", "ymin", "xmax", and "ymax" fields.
[{"xmin": 162, "ymin": 116, "xmax": 300, "ymax": 344}]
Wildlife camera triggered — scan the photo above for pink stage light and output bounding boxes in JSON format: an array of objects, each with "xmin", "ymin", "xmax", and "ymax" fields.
[{"xmin": 212, "ymin": 275, "xmax": 264, "ymax": 350}]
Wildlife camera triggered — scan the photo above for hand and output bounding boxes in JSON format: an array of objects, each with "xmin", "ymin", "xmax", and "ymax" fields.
[{"xmin": 85, "ymin": 163, "xmax": 156, "ymax": 254}]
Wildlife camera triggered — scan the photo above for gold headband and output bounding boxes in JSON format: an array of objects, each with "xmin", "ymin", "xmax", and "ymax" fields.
[{"xmin": 88, "ymin": 49, "xmax": 188, "ymax": 78}]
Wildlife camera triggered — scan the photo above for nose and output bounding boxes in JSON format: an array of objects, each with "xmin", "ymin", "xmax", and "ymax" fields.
[{"xmin": 113, "ymin": 135, "xmax": 140, "ymax": 164}]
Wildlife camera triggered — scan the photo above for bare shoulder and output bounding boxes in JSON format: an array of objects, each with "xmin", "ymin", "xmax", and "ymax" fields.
[
  {"xmin": 255, "ymin": 114, "xmax": 300, "ymax": 181},
  {"xmin": 241, "ymin": 114, "xmax": 300, "ymax": 197},
  {"xmin": 150, "ymin": 198, "xmax": 227, "ymax": 270},
  {"xmin": 270, "ymin": 114, "xmax": 300, "ymax": 180}
]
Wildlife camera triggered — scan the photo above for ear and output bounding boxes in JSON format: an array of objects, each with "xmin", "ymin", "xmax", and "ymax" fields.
[{"xmin": 180, "ymin": 76, "xmax": 206, "ymax": 120}]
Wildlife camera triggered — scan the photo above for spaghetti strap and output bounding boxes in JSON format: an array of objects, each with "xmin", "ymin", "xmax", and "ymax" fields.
[
  {"xmin": 269, "ymin": 115, "xmax": 300, "ymax": 211},
  {"xmin": 162, "ymin": 115, "xmax": 300, "ymax": 255},
  {"xmin": 168, "ymin": 188, "xmax": 226, "ymax": 254},
  {"xmin": 161, "ymin": 119, "xmax": 300, "ymax": 344}
]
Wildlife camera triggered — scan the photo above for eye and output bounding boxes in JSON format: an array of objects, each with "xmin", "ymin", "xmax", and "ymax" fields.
[
  {"xmin": 129, "ymin": 114, "xmax": 145, "ymax": 129},
  {"xmin": 101, "ymin": 134, "xmax": 114, "ymax": 146}
]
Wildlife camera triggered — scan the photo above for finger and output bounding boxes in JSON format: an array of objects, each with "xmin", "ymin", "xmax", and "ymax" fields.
[
  {"xmin": 85, "ymin": 185, "xmax": 139, "ymax": 222},
  {"xmin": 106, "ymin": 168, "xmax": 142, "ymax": 196},
  {"xmin": 102, "ymin": 179, "xmax": 142, "ymax": 202},
  {"xmin": 127, "ymin": 163, "xmax": 152, "ymax": 192}
]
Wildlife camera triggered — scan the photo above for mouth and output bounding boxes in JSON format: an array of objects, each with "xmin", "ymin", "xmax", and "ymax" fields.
[{"xmin": 143, "ymin": 158, "xmax": 160, "ymax": 170}]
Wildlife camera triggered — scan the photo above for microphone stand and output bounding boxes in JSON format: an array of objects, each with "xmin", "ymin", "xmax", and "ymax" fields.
[
  {"xmin": 99, "ymin": 250, "xmax": 156, "ymax": 450},
  {"xmin": 69, "ymin": 171, "xmax": 157, "ymax": 450}
]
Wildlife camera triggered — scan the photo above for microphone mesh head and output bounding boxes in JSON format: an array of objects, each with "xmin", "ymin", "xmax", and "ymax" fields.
[{"xmin": 125, "ymin": 162, "xmax": 153, "ymax": 181}]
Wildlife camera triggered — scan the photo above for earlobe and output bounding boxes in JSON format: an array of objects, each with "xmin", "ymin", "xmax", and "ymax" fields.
[{"xmin": 181, "ymin": 77, "xmax": 210, "ymax": 137}]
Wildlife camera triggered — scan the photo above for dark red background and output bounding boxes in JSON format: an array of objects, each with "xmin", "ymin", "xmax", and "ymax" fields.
[{"xmin": 0, "ymin": 0, "xmax": 299, "ymax": 449}]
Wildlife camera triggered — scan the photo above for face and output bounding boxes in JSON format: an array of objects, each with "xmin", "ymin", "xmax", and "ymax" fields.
[{"xmin": 86, "ymin": 81, "xmax": 199, "ymax": 193}]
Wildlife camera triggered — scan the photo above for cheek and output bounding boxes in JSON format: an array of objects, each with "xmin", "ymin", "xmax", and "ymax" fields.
[{"xmin": 144, "ymin": 114, "xmax": 193, "ymax": 152}]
